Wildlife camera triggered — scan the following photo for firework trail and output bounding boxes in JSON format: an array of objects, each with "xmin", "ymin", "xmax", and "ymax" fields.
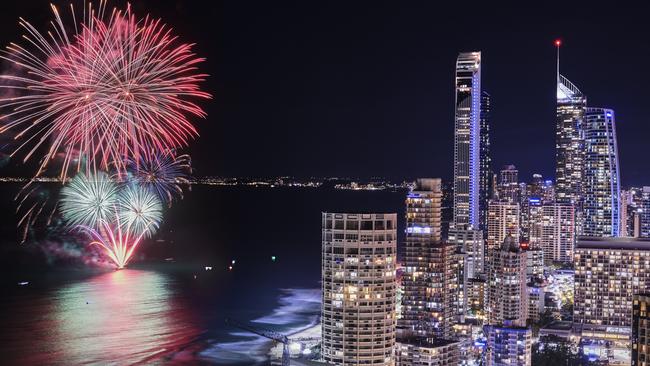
[
  {"xmin": 15, "ymin": 180, "xmax": 60, "ymax": 243},
  {"xmin": 79, "ymin": 218, "xmax": 149, "ymax": 269},
  {"xmin": 0, "ymin": 1, "xmax": 211, "ymax": 179},
  {"xmin": 127, "ymin": 152, "xmax": 192, "ymax": 207},
  {"xmin": 59, "ymin": 171, "xmax": 118, "ymax": 228}
]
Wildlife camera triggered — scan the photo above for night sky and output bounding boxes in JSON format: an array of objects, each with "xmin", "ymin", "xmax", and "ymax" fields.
[{"xmin": 1, "ymin": 1, "xmax": 649, "ymax": 186}]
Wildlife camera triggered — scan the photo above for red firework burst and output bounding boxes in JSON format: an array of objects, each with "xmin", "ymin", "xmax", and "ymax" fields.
[{"xmin": 0, "ymin": 1, "xmax": 211, "ymax": 178}]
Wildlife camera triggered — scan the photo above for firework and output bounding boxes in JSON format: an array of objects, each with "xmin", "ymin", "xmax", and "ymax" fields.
[
  {"xmin": 128, "ymin": 152, "xmax": 192, "ymax": 207},
  {"xmin": 0, "ymin": 2, "xmax": 211, "ymax": 179},
  {"xmin": 80, "ymin": 220, "xmax": 147, "ymax": 269},
  {"xmin": 15, "ymin": 180, "xmax": 59, "ymax": 243},
  {"xmin": 117, "ymin": 184, "xmax": 163, "ymax": 238},
  {"xmin": 59, "ymin": 171, "xmax": 117, "ymax": 228}
]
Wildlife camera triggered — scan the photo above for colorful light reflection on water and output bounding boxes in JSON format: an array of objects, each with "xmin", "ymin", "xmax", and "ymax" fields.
[{"xmin": 0, "ymin": 270, "xmax": 203, "ymax": 365}]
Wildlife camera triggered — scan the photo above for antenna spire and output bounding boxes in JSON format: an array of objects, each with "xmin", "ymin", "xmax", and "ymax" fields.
[{"xmin": 555, "ymin": 39, "xmax": 562, "ymax": 85}]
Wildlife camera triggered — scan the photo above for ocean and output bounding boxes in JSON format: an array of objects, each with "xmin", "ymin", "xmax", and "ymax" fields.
[{"xmin": 0, "ymin": 185, "xmax": 407, "ymax": 365}]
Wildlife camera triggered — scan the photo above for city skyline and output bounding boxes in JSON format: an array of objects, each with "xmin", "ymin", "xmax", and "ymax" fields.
[{"xmin": 2, "ymin": 2, "xmax": 650, "ymax": 365}]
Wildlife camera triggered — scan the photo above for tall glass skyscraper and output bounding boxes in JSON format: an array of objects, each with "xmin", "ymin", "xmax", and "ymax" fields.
[
  {"xmin": 453, "ymin": 52, "xmax": 482, "ymax": 228},
  {"xmin": 555, "ymin": 45, "xmax": 586, "ymax": 233},
  {"xmin": 583, "ymin": 108, "xmax": 621, "ymax": 237},
  {"xmin": 479, "ymin": 91, "xmax": 492, "ymax": 234}
]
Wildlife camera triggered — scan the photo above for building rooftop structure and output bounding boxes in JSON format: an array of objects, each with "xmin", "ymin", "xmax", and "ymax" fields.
[{"xmin": 576, "ymin": 237, "xmax": 650, "ymax": 250}]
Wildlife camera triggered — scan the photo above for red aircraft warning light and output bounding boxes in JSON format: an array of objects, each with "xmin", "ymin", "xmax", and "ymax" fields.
[{"xmin": 555, "ymin": 39, "xmax": 562, "ymax": 47}]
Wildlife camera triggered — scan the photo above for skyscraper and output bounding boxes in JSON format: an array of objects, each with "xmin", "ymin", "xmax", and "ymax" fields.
[
  {"xmin": 321, "ymin": 213, "xmax": 397, "ymax": 365},
  {"xmin": 632, "ymin": 294, "xmax": 650, "ymax": 366},
  {"xmin": 530, "ymin": 203, "xmax": 575, "ymax": 264},
  {"xmin": 555, "ymin": 41, "xmax": 586, "ymax": 233},
  {"xmin": 479, "ymin": 91, "xmax": 492, "ymax": 234},
  {"xmin": 487, "ymin": 201, "xmax": 520, "ymax": 253},
  {"xmin": 395, "ymin": 338, "xmax": 460, "ymax": 366},
  {"xmin": 640, "ymin": 187, "xmax": 650, "ymax": 238},
  {"xmin": 453, "ymin": 51, "xmax": 482, "ymax": 228},
  {"xmin": 400, "ymin": 179, "xmax": 457, "ymax": 339},
  {"xmin": 498, "ymin": 165, "xmax": 519, "ymax": 203},
  {"xmin": 574, "ymin": 238, "xmax": 650, "ymax": 338},
  {"xmin": 484, "ymin": 325, "xmax": 532, "ymax": 366},
  {"xmin": 583, "ymin": 107, "xmax": 621, "ymax": 237},
  {"xmin": 486, "ymin": 236, "xmax": 529, "ymax": 327}
]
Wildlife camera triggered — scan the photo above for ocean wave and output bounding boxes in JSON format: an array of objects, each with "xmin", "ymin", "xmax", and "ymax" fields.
[
  {"xmin": 252, "ymin": 288, "xmax": 320, "ymax": 326},
  {"xmin": 200, "ymin": 288, "xmax": 320, "ymax": 365}
]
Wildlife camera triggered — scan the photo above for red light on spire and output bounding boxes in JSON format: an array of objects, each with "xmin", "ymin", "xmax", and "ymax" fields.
[{"xmin": 555, "ymin": 39, "xmax": 562, "ymax": 47}]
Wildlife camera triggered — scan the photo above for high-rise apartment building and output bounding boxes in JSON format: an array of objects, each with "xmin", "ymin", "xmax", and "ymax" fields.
[
  {"xmin": 479, "ymin": 91, "xmax": 492, "ymax": 234},
  {"xmin": 621, "ymin": 190, "xmax": 633, "ymax": 237},
  {"xmin": 486, "ymin": 236, "xmax": 529, "ymax": 327},
  {"xmin": 321, "ymin": 213, "xmax": 397, "ymax": 365},
  {"xmin": 641, "ymin": 188, "xmax": 650, "ymax": 238},
  {"xmin": 487, "ymin": 201, "xmax": 520, "ymax": 253},
  {"xmin": 453, "ymin": 51, "xmax": 482, "ymax": 228},
  {"xmin": 632, "ymin": 294, "xmax": 650, "ymax": 366},
  {"xmin": 530, "ymin": 203, "xmax": 575, "ymax": 264},
  {"xmin": 498, "ymin": 165, "xmax": 519, "ymax": 203},
  {"xmin": 448, "ymin": 226, "xmax": 483, "ymax": 319},
  {"xmin": 574, "ymin": 238, "xmax": 650, "ymax": 338},
  {"xmin": 395, "ymin": 338, "xmax": 460, "ymax": 366},
  {"xmin": 484, "ymin": 325, "xmax": 532, "ymax": 366},
  {"xmin": 555, "ymin": 44, "xmax": 586, "ymax": 233},
  {"xmin": 583, "ymin": 107, "xmax": 621, "ymax": 237},
  {"xmin": 449, "ymin": 228, "xmax": 484, "ymax": 279},
  {"xmin": 400, "ymin": 179, "xmax": 457, "ymax": 339}
]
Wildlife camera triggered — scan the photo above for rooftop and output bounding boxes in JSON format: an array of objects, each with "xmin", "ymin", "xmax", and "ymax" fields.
[{"xmin": 576, "ymin": 237, "xmax": 650, "ymax": 251}]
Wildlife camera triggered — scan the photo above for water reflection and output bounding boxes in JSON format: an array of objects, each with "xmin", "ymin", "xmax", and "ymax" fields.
[{"xmin": 0, "ymin": 270, "xmax": 202, "ymax": 365}]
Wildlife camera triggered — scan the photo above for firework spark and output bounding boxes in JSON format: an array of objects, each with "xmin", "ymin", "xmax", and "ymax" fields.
[
  {"xmin": 15, "ymin": 180, "xmax": 59, "ymax": 243},
  {"xmin": 59, "ymin": 171, "xmax": 118, "ymax": 228},
  {"xmin": 0, "ymin": 1, "xmax": 211, "ymax": 179},
  {"xmin": 118, "ymin": 184, "xmax": 163, "ymax": 238},
  {"xmin": 80, "ymin": 219, "xmax": 148, "ymax": 269},
  {"xmin": 128, "ymin": 152, "xmax": 192, "ymax": 207}
]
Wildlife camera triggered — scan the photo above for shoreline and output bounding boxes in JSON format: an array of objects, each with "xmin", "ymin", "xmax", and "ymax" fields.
[{"xmin": 264, "ymin": 319, "xmax": 321, "ymax": 363}]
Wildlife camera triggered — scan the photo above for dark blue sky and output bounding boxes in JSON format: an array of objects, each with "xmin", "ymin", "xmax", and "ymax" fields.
[{"xmin": 2, "ymin": 1, "xmax": 649, "ymax": 186}]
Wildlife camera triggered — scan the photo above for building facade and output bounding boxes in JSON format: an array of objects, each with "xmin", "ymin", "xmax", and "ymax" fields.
[
  {"xmin": 487, "ymin": 201, "xmax": 520, "ymax": 253},
  {"xmin": 583, "ymin": 107, "xmax": 621, "ymax": 237},
  {"xmin": 530, "ymin": 203, "xmax": 575, "ymax": 264},
  {"xmin": 400, "ymin": 179, "xmax": 458, "ymax": 339},
  {"xmin": 556, "ymin": 69, "xmax": 586, "ymax": 234},
  {"xmin": 479, "ymin": 91, "xmax": 493, "ymax": 235},
  {"xmin": 498, "ymin": 165, "xmax": 519, "ymax": 203},
  {"xmin": 484, "ymin": 325, "xmax": 532, "ymax": 366},
  {"xmin": 321, "ymin": 212, "xmax": 398, "ymax": 365},
  {"xmin": 486, "ymin": 236, "xmax": 529, "ymax": 327},
  {"xmin": 633, "ymin": 294, "xmax": 650, "ymax": 366},
  {"xmin": 574, "ymin": 238, "xmax": 650, "ymax": 337},
  {"xmin": 448, "ymin": 226, "xmax": 483, "ymax": 320},
  {"xmin": 395, "ymin": 338, "xmax": 460, "ymax": 366},
  {"xmin": 642, "ymin": 188, "xmax": 650, "ymax": 238},
  {"xmin": 453, "ymin": 51, "xmax": 482, "ymax": 228}
]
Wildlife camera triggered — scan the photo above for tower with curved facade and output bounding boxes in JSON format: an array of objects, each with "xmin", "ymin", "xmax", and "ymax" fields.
[
  {"xmin": 583, "ymin": 108, "xmax": 621, "ymax": 237},
  {"xmin": 321, "ymin": 213, "xmax": 397, "ymax": 366},
  {"xmin": 555, "ymin": 44, "xmax": 586, "ymax": 238}
]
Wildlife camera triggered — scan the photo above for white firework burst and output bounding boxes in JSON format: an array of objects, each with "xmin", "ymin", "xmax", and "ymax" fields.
[
  {"xmin": 117, "ymin": 184, "xmax": 163, "ymax": 237},
  {"xmin": 59, "ymin": 172, "xmax": 118, "ymax": 228}
]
